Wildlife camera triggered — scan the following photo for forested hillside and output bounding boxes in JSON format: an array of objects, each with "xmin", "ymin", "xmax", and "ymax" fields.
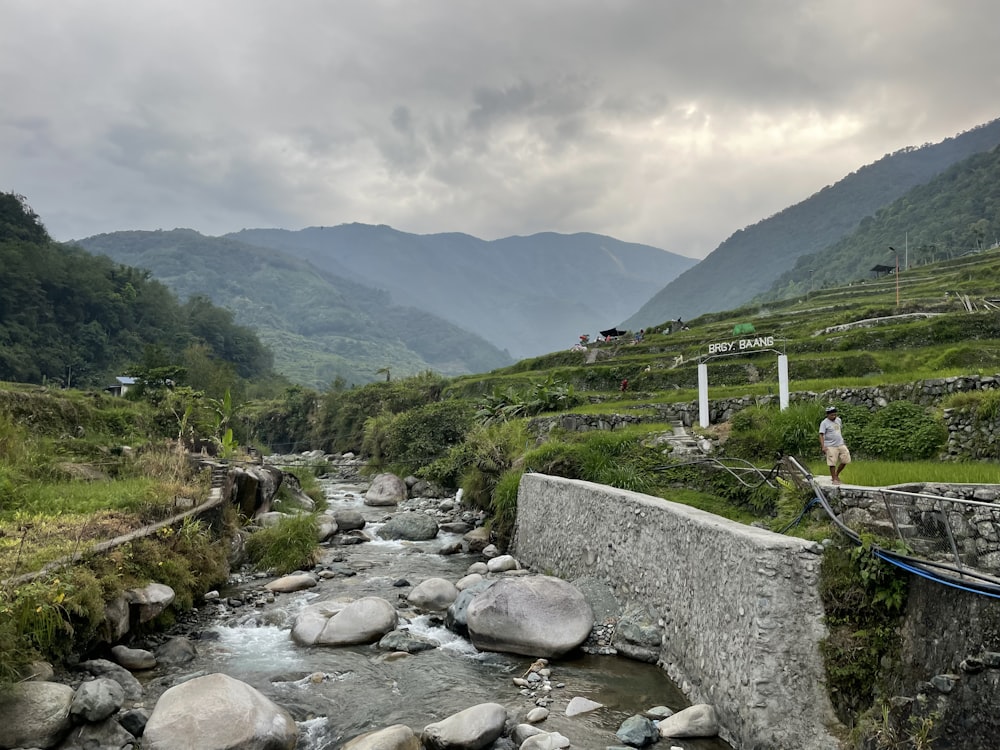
[
  {"xmin": 0, "ymin": 194, "xmax": 273, "ymax": 390},
  {"xmin": 227, "ymin": 226, "xmax": 696, "ymax": 358},
  {"xmin": 761, "ymin": 146, "xmax": 1000, "ymax": 299},
  {"xmin": 624, "ymin": 118, "xmax": 1000, "ymax": 328},
  {"xmin": 75, "ymin": 229, "xmax": 513, "ymax": 389}
]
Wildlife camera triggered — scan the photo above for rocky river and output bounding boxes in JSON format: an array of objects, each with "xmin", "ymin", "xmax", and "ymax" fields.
[{"xmin": 1, "ymin": 473, "xmax": 734, "ymax": 750}]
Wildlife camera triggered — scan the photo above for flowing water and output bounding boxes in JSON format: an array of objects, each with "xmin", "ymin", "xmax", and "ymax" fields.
[{"xmin": 147, "ymin": 478, "xmax": 733, "ymax": 750}]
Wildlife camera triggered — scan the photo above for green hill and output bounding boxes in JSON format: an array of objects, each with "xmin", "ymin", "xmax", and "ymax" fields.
[
  {"xmin": 74, "ymin": 229, "xmax": 513, "ymax": 389},
  {"xmin": 624, "ymin": 118, "xmax": 1000, "ymax": 328}
]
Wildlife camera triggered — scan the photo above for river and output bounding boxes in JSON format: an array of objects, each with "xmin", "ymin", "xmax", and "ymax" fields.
[{"xmin": 147, "ymin": 477, "xmax": 733, "ymax": 750}]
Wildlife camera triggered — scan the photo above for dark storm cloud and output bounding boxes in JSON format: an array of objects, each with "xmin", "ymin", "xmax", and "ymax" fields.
[{"xmin": 2, "ymin": 0, "xmax": 999, "ymax": 255}]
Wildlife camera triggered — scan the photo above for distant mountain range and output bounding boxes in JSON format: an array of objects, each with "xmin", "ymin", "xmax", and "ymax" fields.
[
  {"xmin": 623, "ymin": 118, "xmax": 1000, "ymax": 328},
  {"xmin": 76, "ymin": 228, "xmax": 693, "ymax": 388},
  {"xmin": 226, "ymin": 226, "xmax": 695, "ymax": 358}
]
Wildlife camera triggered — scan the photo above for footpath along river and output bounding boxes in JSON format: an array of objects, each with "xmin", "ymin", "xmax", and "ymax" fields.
[{"xmin": 144, "ymin": 476, "xmax": 732, "ymax": 750}]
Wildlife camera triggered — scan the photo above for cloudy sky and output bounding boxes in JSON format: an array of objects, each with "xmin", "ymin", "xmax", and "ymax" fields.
[{"xmin": 3, "ymin": 1, "xmax": 999, "ymax": 258}]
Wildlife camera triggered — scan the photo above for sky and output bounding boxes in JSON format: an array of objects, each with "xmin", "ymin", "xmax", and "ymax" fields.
[{"xmin": 3, "ymin": 1, "xmax": 1000, "ymax": 259}]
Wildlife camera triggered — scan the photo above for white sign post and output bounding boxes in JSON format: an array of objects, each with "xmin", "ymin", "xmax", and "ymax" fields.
[
  {"xmin": 698, "ymin": 362, "xmax": 709, "ymax": 428},
  {"xmin": 778, "ymin": 353, "xmax": 789, "ymax": 410}
]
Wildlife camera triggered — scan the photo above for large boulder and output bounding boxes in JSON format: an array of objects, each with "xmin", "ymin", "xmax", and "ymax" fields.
[
  {"xmin": 144, "ymin": 673, "xmax": 297, "ymax": 750},
  {"xmin": 292, "ymin": 597, "xmax": 398, "ymax": 646},
  {"xmin": 125, "ymin": 581, "xmax": 175, "ymax": 624},
  {"xmin": 422, "ymin": 702, "xmax": 508, "ymax": 750},
  {"xmin": 365, "ymin": 473, "xmax": 407, "ymax": 506},
  {"xmin": 231, "ymin": 463, "xmax": 284, "ymax": 517},
  {"xmin": 466, "ymin": 576, "xmax": 593, "ymax": 657},
  {"xmin": 0, "ymin": 680, "xmax": 74, "ymax": 749},
  {"xmin": 378, "ymin": 512, "xmax": 439, "ymax": 541},
  {"xmin": 407, "ymin": 577, "xmax": 459, "ymax": 611}
]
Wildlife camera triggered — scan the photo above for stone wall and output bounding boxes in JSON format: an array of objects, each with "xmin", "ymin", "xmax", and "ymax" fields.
[
  {"xmin": 513, "ymin": 473, "xmax": 841, "ymax": 750},
  {"xmin": 900, "ymin": 578, "xmax": 1000, "ymax": 750}
]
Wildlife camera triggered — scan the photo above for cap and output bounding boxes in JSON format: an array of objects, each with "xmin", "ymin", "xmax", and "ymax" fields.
[{"xmin": 825, "ymin": 405, "xmax": 838, "ymax": 413}]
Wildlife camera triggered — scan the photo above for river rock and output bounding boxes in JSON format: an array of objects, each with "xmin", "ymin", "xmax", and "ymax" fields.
[
  {"xmin": 292, "ymin": 596, "xmax": 398, "ymax": 646},
  {"xmin": 365, "ymin": 473, "xmax": 408, "ymax": 506},
  {"xmin": 445, "ymin": 579, "xmax": 495, "ymax": 635},
  {"xmin": 156, "ymin": 636, "xmax": 198, "ymax": 665},
  {"xmin": 76, "ymin": 658, "xmax": 144, "ymax": 701},
  {"xmin": 102, "ymin": 593, "xmax": 131, "ymax": 643},
  {"xmin": 342, "ymin": 723, "xmax": 422, "ymax": 750},
  {"xmin": 378, "ymin": 511, "xmax": 439, "ymax": 541},
  {"xmin": 525, "ymin": 707, "xmax": 549, "ymax": 723},
  {"xmin": 565, "ymin": 696, "xmax": 603, "ymax": 716},
  {"xmin": 520, "ymin": 731, "xmax": 571, "ymax": 750},
  {"xmin": 0, "ymin": 680, "xmax": 74, "ymax": 749},
  {"xmin": 455, "ymin": 573, "xmax": 484, "ymax": 591},
  {"xmin": 281, "ymin": 472, "xmax": 316, "ymax": 510},
  {"xmin": 378, "ymin": 629, "xmax": 441, "ymax": 653},
  {"xmin": 485, "ymin": 554, "xmax": 519, "ymax": 572},
  {"xmin": 119, "ymin": 707, "xmax": 151, "ymax": 737},
  {"xmin": 333, "ymin": 508, "xmax": 366, "ymax": 530},
  {"xmin": 657, "ymin": 704, "xmax": 719, "ymax": 738},
  {"xmin": 71, "ymin": 677, "xmax": 126, "ymax": 722},
  {"xmin": 317, "ymin": 514, "xmax": 339, "ymax": 541},
  {"xmin": 422, "ymin": 702, "xmax": 508, "ymax": 750},
  {"xmin": 144, "ymin": 673, "xmax": 297, "ymax": 750},
  {"xmin": 466, "ymin": 576, "xmax": 594, "ymax": 657},
  {"xmin": 440, "ymin": 521, "xmax": 473, "ymax": 534},
  {"xmin": 256, "ymin": 511, "xmax": 288, "ymax": 527},
  {"xmin": 466, "ymin": 561, "xmax": 488, "ymax": 574},
  {"xmin": 111, "ymin": 644, "xmax": 156, "ymax": 670},
  {"xmin": 407, "ymin": 577, "xmax": 459, "ymax": 611},
  {"xmin": 615, "ymin": 714, "xmax": 658, "ymax": 747},
  {"xmin": 612, "ymin": 606, "xmax": 663, "ymax": 663},
  {"xmin": 60, "ymin": 717, "xmax": 137, "ymax": 749},
  {"xmin": 266, "ymin": 571, "xmax": 318, "ymax": 593},
  {"xmin": 463, "ymin": 527, "xmax": 491, "ymax": 552},
  {"xmin": 125, "ymin": 581, "xmax": 175, "ymax": 623}
]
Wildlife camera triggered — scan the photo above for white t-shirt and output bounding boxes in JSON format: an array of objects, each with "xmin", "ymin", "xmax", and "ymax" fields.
[{"xmin": 819, "ymin": 416, "xmax": 845, "ymax": 448}]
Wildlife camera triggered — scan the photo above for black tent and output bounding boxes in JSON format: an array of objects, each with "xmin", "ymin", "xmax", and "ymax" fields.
[{"xmin": 600, "ymin": 328, "xmax": 627, "ymax": 338}]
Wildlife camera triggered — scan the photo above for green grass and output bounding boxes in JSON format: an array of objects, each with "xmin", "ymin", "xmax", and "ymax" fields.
[{"xmin": 806, "ymin": 460, "xmax": 1000, "ymax": 486}]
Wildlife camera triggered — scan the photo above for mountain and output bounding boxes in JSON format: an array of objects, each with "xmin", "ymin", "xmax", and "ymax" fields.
[
  {"xmin": 226, "ymin": 227, "xmax": 696, "ymax": 359},
  {"xmin": 760, "ymin": 145, "xmax": 1000, "ymax": 300},
  {"xmin": 74, "ymin": 229, "xmax": 513, "ymax": 389},
  {"xmin": 623, "ymin": 118, "xmax": 1000, "ymax": 328}
]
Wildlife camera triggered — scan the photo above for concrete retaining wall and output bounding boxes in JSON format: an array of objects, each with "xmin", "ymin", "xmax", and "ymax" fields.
[{"xmin": 513, "ymin": 473, "xmax": 841, "ymax": 750}]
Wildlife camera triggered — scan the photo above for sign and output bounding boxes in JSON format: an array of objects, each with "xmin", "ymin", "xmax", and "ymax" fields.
[{"xmin": 707, "ymin": 335, "xmax": 775, "ymax": 356}]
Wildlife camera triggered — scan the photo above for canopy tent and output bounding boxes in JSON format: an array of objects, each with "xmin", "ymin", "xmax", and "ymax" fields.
[{"xmin": 599, "ymin": 328, "xmax": 627, "ymax": 338}]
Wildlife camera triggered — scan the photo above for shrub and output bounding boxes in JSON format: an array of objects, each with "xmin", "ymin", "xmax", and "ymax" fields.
[
  {"xmin": 726, "ymin": 402, "xmax": 828, "ymax": 461},
  {"xmin": 245, "ymin": 514, "xmax": 320, "ymax": 574},
  {"xmin": 852, "ymin": 401, "xmax": 947, "ymax": 460}
]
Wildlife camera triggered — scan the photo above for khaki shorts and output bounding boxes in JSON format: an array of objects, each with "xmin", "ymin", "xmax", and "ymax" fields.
[{"xmin": 825, "ymin": 445, "xmax": 851, "ymax": 467}]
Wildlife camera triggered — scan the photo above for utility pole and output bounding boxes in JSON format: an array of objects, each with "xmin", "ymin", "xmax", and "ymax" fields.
[{"xmin": 888, "ymin": 247, "xmax": 900, "ymax": 307}]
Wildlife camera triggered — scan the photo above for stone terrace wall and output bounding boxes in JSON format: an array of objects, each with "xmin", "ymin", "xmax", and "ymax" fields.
[{"xmin": 513, "ymin": 473, "xmax": 841, "ymax": 750}]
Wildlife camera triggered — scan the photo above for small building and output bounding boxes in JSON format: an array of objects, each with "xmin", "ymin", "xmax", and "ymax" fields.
[
  {"xmin": 871, "ymin": 264, "xmax": 895, "ymax": 279},
  {"xmin": 106, "ymin": 376, "xmax": 136, "ymax": 397}
]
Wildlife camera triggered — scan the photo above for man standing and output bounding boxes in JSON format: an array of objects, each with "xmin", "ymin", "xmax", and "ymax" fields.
[{"xmin": 819, "ymin": 405, "xmax": 851, "ymax": 485}]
